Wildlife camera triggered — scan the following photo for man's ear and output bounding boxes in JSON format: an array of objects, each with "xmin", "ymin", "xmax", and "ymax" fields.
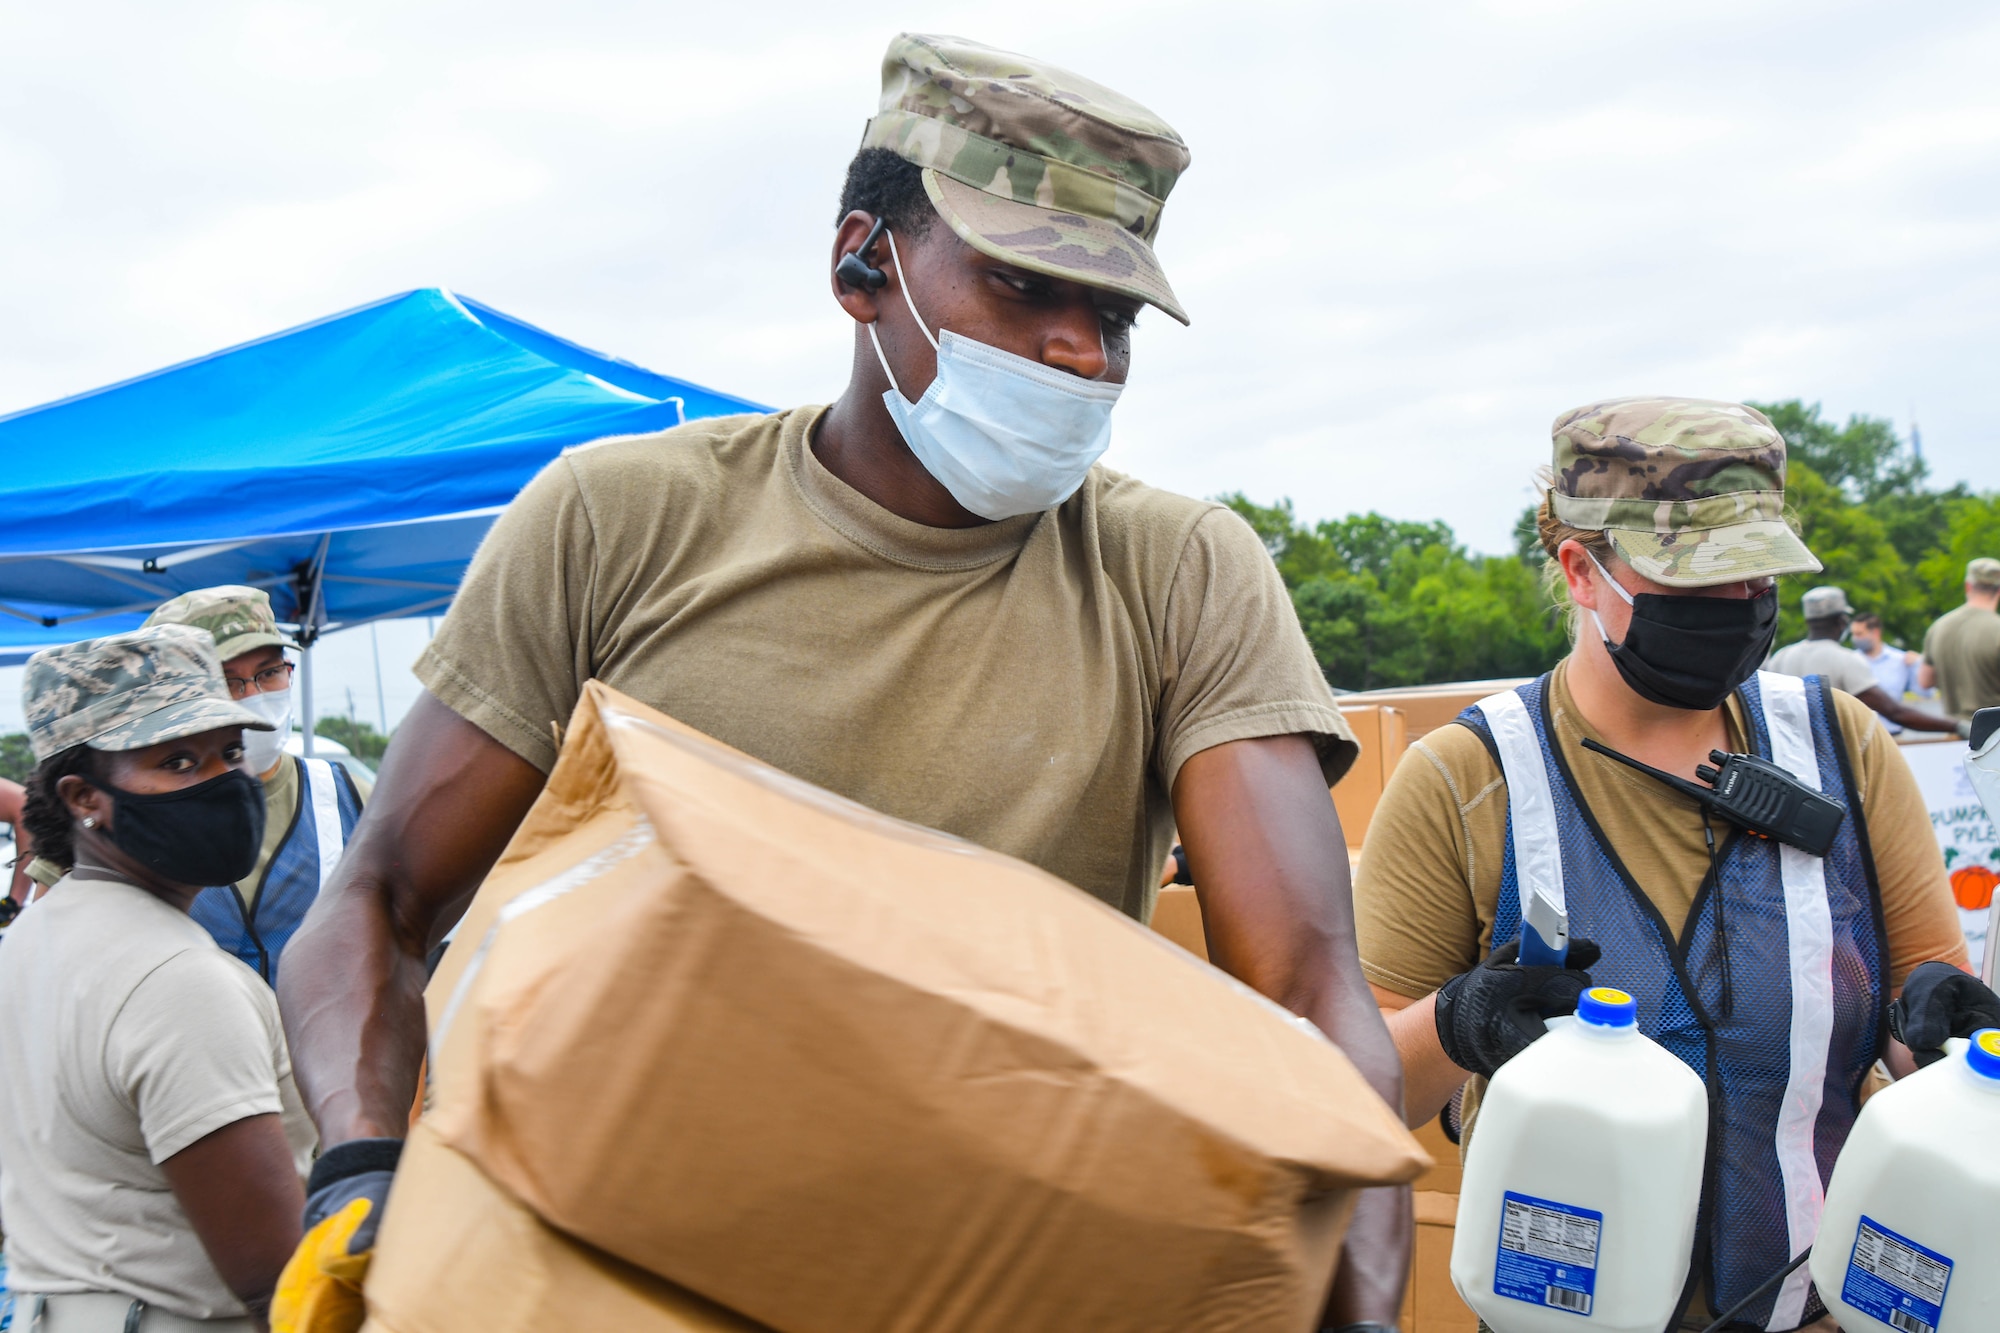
[{"xmin": 830, "ymin": 211, "xmax": 886, "ymax": 326}]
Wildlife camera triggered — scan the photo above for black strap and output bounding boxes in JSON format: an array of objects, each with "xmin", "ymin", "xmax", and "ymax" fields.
[{"xmin": 307, "ymin": 1136, "xmax": 404, "ymax": 1196}]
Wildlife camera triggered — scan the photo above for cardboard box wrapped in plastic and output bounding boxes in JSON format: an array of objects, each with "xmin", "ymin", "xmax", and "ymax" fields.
[
  {"xmin": 362, "ymin": 1124, "xmax": 773, "ymax": 1333},
  {"xmin": 391, "ymin": 682, "xmax": 1427, "ymax": 1333}
]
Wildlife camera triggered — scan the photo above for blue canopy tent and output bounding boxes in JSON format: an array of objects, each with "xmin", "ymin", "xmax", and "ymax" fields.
[{"xmin": 0, "ymin": 287, "xmax": 765, "ymax": 749}]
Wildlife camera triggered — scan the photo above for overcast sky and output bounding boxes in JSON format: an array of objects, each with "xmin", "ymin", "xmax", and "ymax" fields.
[{"xmin": 3, "ymin": 0, "xmax": 1997, "ymax": 732}]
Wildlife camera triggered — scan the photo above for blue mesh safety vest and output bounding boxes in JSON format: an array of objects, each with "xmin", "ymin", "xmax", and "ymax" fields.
[
  {"xmin": 1456, "ymin": 670, "xmax": 1886, "ymax": 1332},
  {"xmin": 191, "ymin": 755, "xmax": 363, "ymax": 985}
]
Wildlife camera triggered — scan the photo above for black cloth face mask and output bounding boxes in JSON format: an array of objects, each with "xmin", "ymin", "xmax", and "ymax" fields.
[
  {"xmin": 100, "ymin": 767, "xmax": 267, "ymax": 887},
  {"xmin": 1588, "ymin": 555, "xmax": 1777, "ymax": 711}
]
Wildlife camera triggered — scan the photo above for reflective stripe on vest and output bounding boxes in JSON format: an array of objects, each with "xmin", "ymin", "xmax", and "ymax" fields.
[
  {"xmin": 1759, "ymin": 672, "xmax": 1836, "ymax": 1328},
  {"xmin": 1463, "ymin": 669, "xmax": 1883, "ymax": 1330},
  {"xmin": 1474, "ymin": 689, "xmax": 1566, "ymax": 938},
  {"xmin": 304, "ymin": 758, "xmax": 344, "ymax": 895}
]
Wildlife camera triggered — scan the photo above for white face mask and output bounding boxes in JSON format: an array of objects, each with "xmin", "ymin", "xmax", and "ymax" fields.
[
  {"xmin": 868, "ymin": 231, "xmax": 1123, "ymax": 521},
  {"xmin": 237, "ymin": 687, "xmax": 293, "ymax": 774}
]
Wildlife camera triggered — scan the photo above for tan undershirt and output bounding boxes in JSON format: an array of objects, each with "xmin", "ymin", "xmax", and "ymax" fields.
[
  {"xmin": 416, "ymin": 407, "xmax": 1353, "ymax": 920},
  {"xmin": 234, "ymin": 755, "xmax": 372, "ymax": 908},
  {"xmin": 232, "ymin": 754, "xmax": 300, "ymax": 907},
  {"xmin": 1356, "ymin": 658, "xmax": 1966, "ymax": 999},
  {"xmin": 1922, "ymin": 601, "xmax": 2000, "ymax": 720}
]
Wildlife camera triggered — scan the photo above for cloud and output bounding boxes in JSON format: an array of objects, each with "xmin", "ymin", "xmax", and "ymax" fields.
[{"xmin": 2, "ymin": 0, "xmax": 1996, "ymax": 730}]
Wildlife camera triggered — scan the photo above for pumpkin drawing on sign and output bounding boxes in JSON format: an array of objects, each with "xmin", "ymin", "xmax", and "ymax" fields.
[{"xmin": 1951, "ymin": 864, "xmax": 1999, "ymax": 912}]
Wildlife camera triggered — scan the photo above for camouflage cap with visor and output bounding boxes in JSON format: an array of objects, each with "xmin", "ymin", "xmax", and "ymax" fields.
[
  {"xmin": 143, "ymin": 584, "xmax": 294, "ymax": 662},
  {"xmin": 22, "ymin": 624, "xmax": 275, "ymax": 763},
  {"xmin": 1551, "ymin": 396, "xmax": 1823, "ymax": 588},
  {"xmin": 861, "ymin": 33, "xmax": 1193, "ymax": 324}
]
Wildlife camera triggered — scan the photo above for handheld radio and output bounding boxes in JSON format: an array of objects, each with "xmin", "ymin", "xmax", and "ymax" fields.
[{"xmin": 1579, "ymin": 738, "xmax": 1847, "ymax": 857}]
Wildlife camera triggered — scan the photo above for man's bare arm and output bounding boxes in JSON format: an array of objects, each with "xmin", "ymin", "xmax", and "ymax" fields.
[
  {"xmin": 1855, "ymin": 685, "xmax": 1959, "ymax": 734},
  {"xmin": 1172, "ymin": 734, "xmax": 1410, "ymax": 1330},
  {"xmin": 277, "ymin": 692, "xmax": 546, "ymax": 1145}
]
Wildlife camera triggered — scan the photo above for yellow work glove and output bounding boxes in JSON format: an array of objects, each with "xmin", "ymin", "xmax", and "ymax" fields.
[{"xmin": 271, "ymin": 1138, "xmax": 402, "ymax": 1333}]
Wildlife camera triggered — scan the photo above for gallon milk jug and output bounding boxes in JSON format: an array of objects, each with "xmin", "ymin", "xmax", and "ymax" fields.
[
  {"xmin": 1451, "ymin": 987, "xmax": 1707, "ymax": 1333},
  {"xmin": 1809, "ymin": 1029, "xmax": 2000, "ymax": 1333}
]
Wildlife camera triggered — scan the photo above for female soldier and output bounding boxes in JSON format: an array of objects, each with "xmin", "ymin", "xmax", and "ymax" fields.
[
  {"xmin": 0, "ymin": 625, "xmax": 315, "ymax": 1331},
  {"xmin": 1352, "ymin": 398, "xmax": 1999, "ymax": 1332}
]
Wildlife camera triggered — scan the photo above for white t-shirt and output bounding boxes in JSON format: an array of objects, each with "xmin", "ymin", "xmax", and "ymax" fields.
[
  {"xmin": 1765, "ymin": 637, "xmax": 1878, "ymax": 697},
  {"xmin": 0, "ymin": 875, "xmax": 316, "ymax": 1318}
]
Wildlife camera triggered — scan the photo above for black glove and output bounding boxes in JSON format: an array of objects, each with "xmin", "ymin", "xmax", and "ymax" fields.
[
  {"xmin": 1434, "ymin": 938, "xmax": 1603, "ymax": 1079},
  {"xmin": 1889, "ymin": 961, "xmax": 2000, "ymax": 1068}
]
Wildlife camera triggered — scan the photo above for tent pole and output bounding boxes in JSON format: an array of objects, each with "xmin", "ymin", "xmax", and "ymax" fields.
[
  {"xmin": 301, "ymin": 644, "xmax": 317, "ymax": 759},
  {"xmin": 294, "ymin": 531, "xmax": 331, "ymax": 762}
]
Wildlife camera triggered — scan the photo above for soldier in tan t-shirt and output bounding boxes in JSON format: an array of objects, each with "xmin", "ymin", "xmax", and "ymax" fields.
[
  {"xmin": 1353, "ymin": 398, "xmax": 1990, "ymax": 1333},
  {"xmin": 1920, "ymin": 557, "xmax": 2000, "ymax": 721},
  {"xmin": 274, "ymin": 34, "xmax": 1408, "ymax": 1333}
]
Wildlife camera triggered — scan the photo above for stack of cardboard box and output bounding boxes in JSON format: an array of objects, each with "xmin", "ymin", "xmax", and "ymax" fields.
[{"xmin": 364, "ymin": 684, "xmax": 1428, "ymax": 1332}]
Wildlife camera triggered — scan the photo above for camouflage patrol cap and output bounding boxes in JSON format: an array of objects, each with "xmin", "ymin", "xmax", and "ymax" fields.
[
  {"xmin": 1968, "ymin": 557, "xmax": 2000, "ymax": 590},
  {"xmin": 143, "ymin": 585, "xmax": 293, "ymax": 662},
  {"xmin": 1801, "ymin": 586, "xmax": 1851, "ymax": 618},
  {"xmin": 22, "ymin": 624, "xmax": 274, "ymax": 763},
  {"xmin": 1551, "ymin": 396, "xmax": 1823, "ymax": 589},
  {"xmin": 861, "ymin": 33, "xmax": 1193, "ymax": 324}
]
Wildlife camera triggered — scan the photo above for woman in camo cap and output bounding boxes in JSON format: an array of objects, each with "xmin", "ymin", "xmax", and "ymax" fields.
[
  {"xmin": 1354, "ymin": 398, "xmax": 1987, "ymax": 1333},
  {"xmin": 0, "ymin": 624, "xmax": 313, "ymax": 1331}
]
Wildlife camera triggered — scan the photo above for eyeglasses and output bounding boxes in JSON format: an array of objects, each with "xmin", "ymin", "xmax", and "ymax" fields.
[{"xmin": 225, "ymin": 661, "xmax": 294, "ymax": 698}]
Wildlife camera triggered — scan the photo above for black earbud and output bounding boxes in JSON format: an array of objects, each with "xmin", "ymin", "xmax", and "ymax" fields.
[{"xmin": 834, "ymin": 216, "xmax": 890, "ymax": 292}]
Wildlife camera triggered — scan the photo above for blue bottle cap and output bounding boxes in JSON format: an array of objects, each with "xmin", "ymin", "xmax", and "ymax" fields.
[
  {"xmin": 1576, "ymin": 986, "xmax": 1638, "ymax": 1029},
  {"xmin": 1969, "ymin": 1029, "xmax": 2000, "ymax": 1081}
]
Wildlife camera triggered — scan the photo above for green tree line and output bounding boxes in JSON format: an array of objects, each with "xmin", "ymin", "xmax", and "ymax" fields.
[
  {"xmin": 2, "ymin": 398, "xmax": 1996, "ymax": 777},
  {"xmin": 1233, "ymin": 399, "xmax": 2000, "ymax": 692}
]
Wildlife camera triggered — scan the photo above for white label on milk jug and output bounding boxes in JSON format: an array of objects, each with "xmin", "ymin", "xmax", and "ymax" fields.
[
  {"xmin": 1494, "ymin": 1191, "xmax": 1601, "ymax": 1317},
  {"xmin": 1840, "ymin": 1216, "xmax": 1952, "ymax": 1333}
]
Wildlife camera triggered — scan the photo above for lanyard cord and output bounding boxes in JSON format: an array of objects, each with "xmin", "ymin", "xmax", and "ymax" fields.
[{"xmin": 1696, "ymin": 1249, "xmax": 1811, "ymax": 1333}]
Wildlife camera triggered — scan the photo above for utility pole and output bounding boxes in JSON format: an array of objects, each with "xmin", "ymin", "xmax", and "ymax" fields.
[{"xmin": 371, "ymin": 621, "xmax": 388, "ymax": 733}]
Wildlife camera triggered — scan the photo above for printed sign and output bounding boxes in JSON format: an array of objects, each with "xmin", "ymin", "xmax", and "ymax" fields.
[
  {"xmin": 1900, "ymin": 739, "xmax": 1997, "ymax": 974},
  {"xmin": 1494, "ymin": 1191, "xmax": 1601, "ymax": 1316},
  {"xmin": 1841, "ymin": 1215, "xmax": 1952, "ymax": 1333}
]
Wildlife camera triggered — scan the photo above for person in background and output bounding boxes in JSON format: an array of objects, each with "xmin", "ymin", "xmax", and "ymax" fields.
[
  {"xmin": 1352, "ymin": 398, "xmax": 1994, "ymax": 1332},
  {"xmin": 1921, "ymin": 556, "xmax": 2000, "ymax": 722},
  {"xmin": 1767, "ymin": 584, "xmax": 1964, "ymax": 736},
  {"xmin": 6, "ymin": 780, "xmax": 67, "ymax": 914},
  {"xmin": 0, "ymin": 626, "xmax": 316, "ymax": 1331},
  {"xmin": 0, "ymin": 782, "xmax": 16, "ymax": 1331},
  {"xmin": 137, "ymin": 588, "xmax": 367, "ymax": 984},
  {"xmin": 1, "ymin": 778, "xmax": 26, "ymax": 914},
  {"xmin": 1851, "ymin": 611, "xmax": 1928, "ymax": 735}
]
